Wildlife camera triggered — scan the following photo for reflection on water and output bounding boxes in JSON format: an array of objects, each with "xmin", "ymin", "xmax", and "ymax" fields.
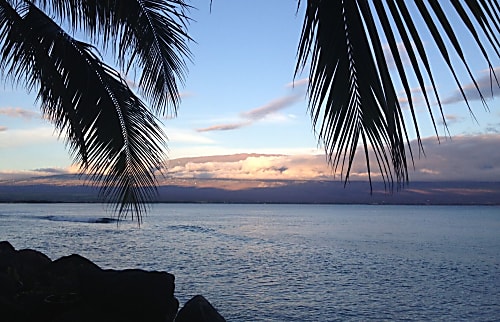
[{"xmin": 1, "ymin": 203, "xmax": 499, "ymax": 321}]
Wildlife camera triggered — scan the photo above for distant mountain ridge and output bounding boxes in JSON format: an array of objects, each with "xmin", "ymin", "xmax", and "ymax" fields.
[{"xmin": 1, "ymin": 177, "xmax": 499, "ymax": 205}]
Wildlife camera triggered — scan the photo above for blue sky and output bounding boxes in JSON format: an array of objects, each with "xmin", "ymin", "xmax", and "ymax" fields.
[{"xmin": 0, "ymin": 1, "xmax": 499, "ymax": 181}]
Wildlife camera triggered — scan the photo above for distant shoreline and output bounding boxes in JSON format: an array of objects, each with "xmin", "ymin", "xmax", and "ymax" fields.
[
  {"xmin": 1, "ymin": 201, "xmax": 499, "ymax": 206},
  {"xmin": 1, "ymin": 180, "xmax": 499, "ymax": 205}
]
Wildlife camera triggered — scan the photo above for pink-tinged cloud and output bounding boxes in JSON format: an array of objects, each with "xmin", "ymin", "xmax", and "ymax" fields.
[
  {"xmin": 438, "ymin": 114, "xmax": 464, "ymax": 126},
  {"xmin": 0, "ymin": 126, "xmax": 7, "ymax": 132},
  {"xmin": 197, "ymin": 93, "xmax": 302, "ymax": 132},
  {"xmin": 3, "ymin": 134, "xmax": 499, "ymax": 183},
  {"xmin": 163, "ymin": 134, "xmax": 500, "ymax": 182},
  {"xmin": 0, "ymin": 107, "xmax": 39, "ymax": 119},
  {"xmin": 285, "ymin": 78, "xmax": 309, "ymax": 88},
  {"xmin": 197, "ymin": 121, "xmax": 251, "ymax": 132},
  {"xmin": 163, "ymin": 153, "xmax": 332, "ymax": 181},
  {"xmin": 342, "ymin": 134, "xmax": 500, "ymax": 182},
  {"xmin": 241, "ymin": 94, "xmax": 302, "ymax": 121},
  {"xmin": 442, "ymin": 66, "xmax": 500, "ymax": 105},
  {"xmin": 408, "ymin": 134, "xmax": 500, "ymax": 181}
]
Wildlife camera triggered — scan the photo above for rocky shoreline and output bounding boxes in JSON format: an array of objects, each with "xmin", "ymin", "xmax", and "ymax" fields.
[{"xmin": 0, "ymin": 241, "xmax": 226, "ymax": 322}]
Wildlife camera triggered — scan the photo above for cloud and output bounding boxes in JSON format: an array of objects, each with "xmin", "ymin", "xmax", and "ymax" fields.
[
  {"xmin": 196, "ymin": 93, "xmax": 302, "ymax": 132},
  {"xmin": 484, "ymin": 123, "xmax": 500, "ymax": 134},
  {"xmin": 0, "ymin": 165, "xmax": 79, "ymax": 181},
  {"xmin": 32, "ymin": 167, "xmax": 71, "ymax": 174},
  {"xmin": 164, "ymin": 153, "xmax": 333, "ymax": 181},
  {"xmin": 241, "ymin": 94, "xmax": 302, "ymax": 121},
  {"xmin": 406, "ymin": 134, "xmax": 500, "ymax": 181},
  {"xmin": 438, "ymin": 114, "xmax": 464, "ymax": 126},
  {"xmin": 163, "ymin": 134, "xmax": 500, "ymax": 183},
  {"xmin": 285, "ymin": 78, "xmax": 309, "ymax": 88},
  {"xmin": 0, "ymin": 126, "xmax": 7, "ymax": 132},
  {"xmin": 168, "ymin": 145, "xmax": 324, "ymax": 160},
  {"xmin": 0, "ymin": 107, "xmax": 39, "ymax": 119},
  {"xmin": 442, "ymin": 66, "xmax": 500, "ymax": 105},
  {"xmin": 197, "ymin": 121, "xmax": 251, "ymax": 132},
  {"xmin": 335, "ymin": 134, "xmax": 500, "ymax": 182},
  {"xmin": 4, "ymin": 134, "xmax": 498, "ymax": 184}
]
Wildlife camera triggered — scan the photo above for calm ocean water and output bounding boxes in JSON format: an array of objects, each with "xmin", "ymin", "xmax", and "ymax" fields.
[{"xmin": 0, "ymin": 203, "xmax": 499, "ymax": 321}]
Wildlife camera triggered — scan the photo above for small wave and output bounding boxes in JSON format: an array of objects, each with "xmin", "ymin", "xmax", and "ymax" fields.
[
  {"xmin": 168, "ymin": 224, "xmax": 215, "ymax": 234},
  {"xmin": 41, "ymin": 215, "xmax": 118, "ymax": 224},
  {"xmin": 167, "ymin": 224, "xmax": 263, "ymax": 244}
]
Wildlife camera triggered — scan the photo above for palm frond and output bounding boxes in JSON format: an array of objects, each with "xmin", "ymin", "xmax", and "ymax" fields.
[
  {"xmin": 112, "ymin": 0, "xmax": 192, "ymax": 116},
  {"xmin": 33, "ymin": 0, "xmax": 192, "ymax": 116},
  {"xmin": 0, "ymin": 2, "xmax": 167, "ymax": 222},
  {"xmin": 296, "ymin": 0, "xmax": 500, "ymax": 188}
]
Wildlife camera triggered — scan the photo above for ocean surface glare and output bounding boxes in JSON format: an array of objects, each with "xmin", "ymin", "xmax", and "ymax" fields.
[{"xmin": 0, "ymin": 204, "xmax": 499, "ymax": 321}]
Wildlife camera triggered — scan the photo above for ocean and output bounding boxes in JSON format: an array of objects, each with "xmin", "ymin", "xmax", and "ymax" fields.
[{"xmin": 1, "ymin": 203, "xmax": 499, "ymax": 321}]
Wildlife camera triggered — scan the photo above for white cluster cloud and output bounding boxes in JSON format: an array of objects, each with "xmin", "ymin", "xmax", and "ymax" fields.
[
  {"xmin": 165, "ymin": 153, "xmax": 333, "ymax": 181},
  {"xmin": 163, "ymin": 134, "xmax": 500, "ymax": 182},
  {"xmin": 2, "ymin": 134, "xmax": 499, "ymax": 184}
]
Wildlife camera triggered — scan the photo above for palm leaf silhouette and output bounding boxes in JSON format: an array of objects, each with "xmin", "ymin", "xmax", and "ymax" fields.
[
  {"xmin": 0, "ymin": 1, "xmax": 190, "ymax": 222},
  {"xmin": 0, "ymin": 0, "xmax": 499, "ymax": 222},
  {"xmin": 35, "ymin": 0, "xmax": 192, "ymax": 115},
  {"xmin": 296, "ymin": 0, "xmax": 499, "ymax": 189}
]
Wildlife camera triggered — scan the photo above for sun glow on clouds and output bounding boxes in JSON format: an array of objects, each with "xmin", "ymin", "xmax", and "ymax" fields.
[
  {"xmin": 165, "ymin": 154, "xmax": 334, "ymax": 181},
  {"xmin": 2, "ymin": 134, "xmax": 500, "ymax": 184},
  {"xmin": 162, "ymin": 134, "xmax": 500, "ymax": 183}
]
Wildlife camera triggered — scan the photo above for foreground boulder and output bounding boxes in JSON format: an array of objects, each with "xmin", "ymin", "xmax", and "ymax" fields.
[
  {"xmin": 0, "ymin": 241, "xmax": 179, "ymax": 322},
  {"xmin": 176, "ymin": 295, "xmax": 226, "ymax": 322},
  {"xmin": 80, "ymin": 269, "xmax": 179, "ymax": 322}
]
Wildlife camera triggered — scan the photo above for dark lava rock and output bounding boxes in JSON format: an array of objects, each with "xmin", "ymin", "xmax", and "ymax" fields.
[
  {"xmin": 0, "ymin": 245, "xmax": 51, "ymax": 291},
  {"xmin": 175, "ymin": 295, "xmax": 226, "ymax": 322},
  {"xmin": 0, "ymin": 241, "xmax": 15, "ymax": 254},
  {"xmin": 81, "ymin": 269, "xmax": 179, "ymax": 322},
  {"xmin": 41, "ymin": 254, "xmax": 102, "ymax": 293},
  {"xmin": 0, "ymin": 242, "xmax": 180, "ymax": 322},
  {"xmin": 0, "ymin": 243, "xmax": 53, "ymax": 322}
]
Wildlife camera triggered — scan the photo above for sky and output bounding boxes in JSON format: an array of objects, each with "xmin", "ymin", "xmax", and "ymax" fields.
[{"xmin": 0, "ymin": 1, "xmax": 499, "ymax": 183}]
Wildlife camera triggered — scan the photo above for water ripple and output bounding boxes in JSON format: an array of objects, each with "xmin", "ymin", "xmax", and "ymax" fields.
[{"xmin": 0, "ymin": 203, "xmax": 499, "ymax": 321}]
